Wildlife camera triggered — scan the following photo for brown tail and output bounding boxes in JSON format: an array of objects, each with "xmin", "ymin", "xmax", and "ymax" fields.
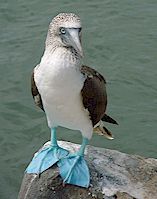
[
  {"xmin": 101, "ymin": 114, "xmax": 118, "ymax": 125},
  {"xmin": 94, "ymin": 124, "xmax": 114, "ymax": 140}
]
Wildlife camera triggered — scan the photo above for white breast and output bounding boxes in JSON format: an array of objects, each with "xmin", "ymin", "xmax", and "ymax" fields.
[{"xmin": 34, "ymin": 48, "xmax": 93, "ymax": 139}]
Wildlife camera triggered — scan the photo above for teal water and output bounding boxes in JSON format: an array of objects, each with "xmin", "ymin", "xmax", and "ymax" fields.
[{"xmin": 0, "ymin": 0, "xmax": 157, "ymax": 198}]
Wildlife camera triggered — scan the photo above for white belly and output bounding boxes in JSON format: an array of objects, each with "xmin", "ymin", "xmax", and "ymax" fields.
[{"xmin": 34, "ymin": 49, "xmax": 93, "ymax": 139}]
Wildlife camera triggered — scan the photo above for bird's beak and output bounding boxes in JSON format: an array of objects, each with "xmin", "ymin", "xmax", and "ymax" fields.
[{"xmin": 66, "ymin": 28, "xmax": 83, "ymax": 57}]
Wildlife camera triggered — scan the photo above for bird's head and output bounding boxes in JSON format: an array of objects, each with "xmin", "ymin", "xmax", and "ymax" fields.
[{"xmin": 46, "ymin": 13, "xmax": 83, "ymax": 57}]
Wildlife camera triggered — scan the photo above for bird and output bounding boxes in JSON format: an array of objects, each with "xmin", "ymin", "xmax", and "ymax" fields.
[{"xmin": 26, "ymin": 13, "xmax": 118, "ymax": 188}]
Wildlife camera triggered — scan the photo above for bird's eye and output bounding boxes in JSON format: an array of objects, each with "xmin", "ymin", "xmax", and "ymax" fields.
[
  {"xmin": 60, "ymin": 27, "xmax": 66, "ymax": 34},
  {"xmin": 78, "ymin": 28, "xmax": 82, "ymax": 33}
]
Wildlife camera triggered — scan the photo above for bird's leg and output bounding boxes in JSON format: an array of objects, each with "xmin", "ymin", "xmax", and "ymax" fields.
[
  {"xmin": 76, "ymin": 137, "xmax": 89, "ymax": 156},
  {"xmin": 26, "ymin": 127, "xmax": 69, "ymax": 174},
  {"xmin": 50, "ymin": 127, "xmax": 58, "ymax": 147},
  {"xmin": 57, "ymin": 137, "xmax": 90, "ymax": 188}
]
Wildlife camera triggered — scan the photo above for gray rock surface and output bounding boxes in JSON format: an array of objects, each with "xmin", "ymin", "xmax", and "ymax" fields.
[{"xmin": 18, "ymin": 141, "xmax": 157, "ymax": 199}]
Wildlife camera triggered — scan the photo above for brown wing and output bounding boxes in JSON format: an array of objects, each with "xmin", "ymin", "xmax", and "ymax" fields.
[
  {"xmin": 31, "ymin": 69, "xmax": 44, "ymax": 111},
  {"xmin": 81, "ymin": 65, "xmax": 107, "ymax": 126}
]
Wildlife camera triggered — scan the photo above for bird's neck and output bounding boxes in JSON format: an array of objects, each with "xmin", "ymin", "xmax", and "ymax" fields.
[{"xmin": 41, "ymin": 45, "xmax": 82, "ymax": 67}]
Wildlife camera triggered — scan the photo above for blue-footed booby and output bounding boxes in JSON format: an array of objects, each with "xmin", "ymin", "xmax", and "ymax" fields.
[{"xmin": 26, "ymin": 13, "xmax": 118, "ymax": 188}]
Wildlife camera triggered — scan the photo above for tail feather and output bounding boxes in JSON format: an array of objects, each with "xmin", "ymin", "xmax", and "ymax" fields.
[
  {"xmin": 101, "ymin": 114, "xmax": 118, "ymax": 125},
  {"xmin": 94, "ymin": 125, "xmax": 114, "ymax": 140}
]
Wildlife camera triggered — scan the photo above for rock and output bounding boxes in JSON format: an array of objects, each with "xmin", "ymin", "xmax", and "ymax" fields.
[{"xmin": 18, "ymin": 141, "xmax": 157, "ymax": 199}]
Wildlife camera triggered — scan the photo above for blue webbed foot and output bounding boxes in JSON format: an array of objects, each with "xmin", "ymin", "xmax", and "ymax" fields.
[
  {"xmin": 26, "ymin": 127, "xmax": 69, "ymax": 174},
  {"xmin": 26, "ymin": 144, "xmax": 69, "ymax": 174},
  {"xmin": 57, "ymin": 154, "xmax": 90, "ymax": 188}
]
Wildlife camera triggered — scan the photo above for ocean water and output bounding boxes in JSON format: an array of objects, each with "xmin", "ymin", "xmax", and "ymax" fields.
[{"xmin": 0, "ymin": 0, "xmax": 157, "ymax": 198}]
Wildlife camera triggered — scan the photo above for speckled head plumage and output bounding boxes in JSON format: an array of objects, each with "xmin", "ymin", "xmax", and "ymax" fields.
[
  {"xmin": 51, "ymin": 13, "xmax": 81, "ymax": 28},
  {"xmin": 45, "ymin": 13, "xmax": 83, "ymax": 57}
]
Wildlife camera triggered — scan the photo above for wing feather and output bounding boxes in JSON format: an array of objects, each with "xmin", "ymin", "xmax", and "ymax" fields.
[
  {"xmin": 81, "ymin": 65, "xmax": 107, "ymax": 126},
  {"xmin": 31, "ymin": 69, "xmax": 44, "ymax": 111}
]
